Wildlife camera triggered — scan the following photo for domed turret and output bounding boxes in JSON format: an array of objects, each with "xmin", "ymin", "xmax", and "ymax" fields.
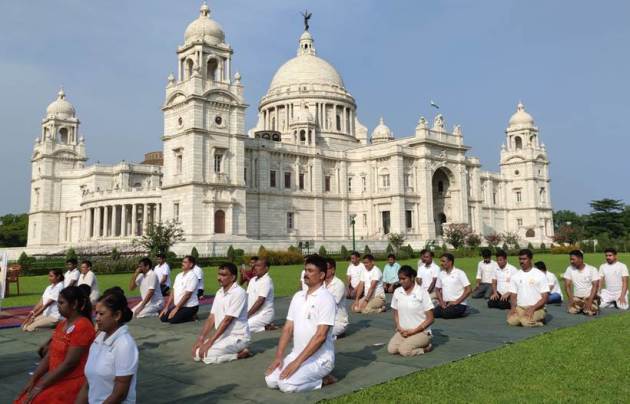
[
  {"xmin": 508, "ymin": 102, "xmax": 535, "ymax": 129},
  {"xmin": 184, "ymin": 2, "xmax": 225, "ymax": 46},
  {"xmin": 371, "ymin": 117, "xmax": 393, "ymax": 144},
  {"xmin": 46, "ymin": 88, "xmax": 76, "ymax": 119}
]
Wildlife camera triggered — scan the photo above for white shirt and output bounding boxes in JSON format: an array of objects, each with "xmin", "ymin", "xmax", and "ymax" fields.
[
  {"xmin": 563, "ymin": 265, "xmax": 600, "ymax": 298},
  {"xmin": 247, "ymin": 273, "xmax": 274, "ymax": 316},
  {"xmin": 135, "ymin": 270, "xmax": 163, "ymax": 307},
  {"xmin": 346, "ymin": 262, "xmax": 365, "ymax": 288},
  {"xmin": 63, "ymin": 268, "xmax": 80, "ymax": 288},
  {"xmin": 42, "ymin": 282, "xmax": 64, "ymax": 319},
  {"xmin": 211, "ymin": 282, "xmax": 249, "ymax": 338},
  {"xmin": 154, "ymin": 262, "xmax": 171, "ymax": 287},
  {"xmin": 287, "ymin": 285, "xmax": 336, "ymax": 363},
  {"xmin": 599, "ymin": 262, "xmax": 629, "ymax": 294},
  {"xmin": 299, "ymin": 270, "xmax": 307, "ymax": 291},
  {"xmin": 192, "ymin": 265, "xmax": 204, "ymax": 292},
  {"xmin": 78, "ymin": 270, "xmax": 99, "ymax": 303},
  {"xmin": 391, "ymin": 284, "xmax": 434, "ymax": 334},
  {"xmin": 546, "ymin": 271, "xmax": 563, "ymax": 299},
  {"xmin": 173, "ymin": 270, "xmax": 200, "ymax": 307},
  {"xmin": 509, "ymin": 268, "xmax": 550, "ymax": 307},
  {"xmin": 436, "ymin": 268, "xmax": 471, "ymax": 305},
  {"xmin": 416, "ymin": 261, "xmax": 440, "ymax": 291},
  {"xmin": 492, "ymin": 264, "xmax": 518, "ymax": 295},
  {"xmin": 476, "ymin": 260, "xmax": 499, "ymax": 284},
  {"xmin": 84, "ymin": 325, "xmax": 138, "ymax": 404},
  {"xmin": 360, "ymin": 266, "xmax": 385, "ymax": 298},
  {"xmin": 326, "ymin": 276, "xmax": 348, "ymax": 325}
]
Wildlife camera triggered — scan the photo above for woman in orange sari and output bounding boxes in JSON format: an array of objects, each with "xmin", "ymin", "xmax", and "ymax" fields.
[{"xmin": 15, "ymin": 286, "xmax": 95, "ymax": 404}]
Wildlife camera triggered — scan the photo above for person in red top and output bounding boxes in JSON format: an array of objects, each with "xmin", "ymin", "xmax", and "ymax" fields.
[
  {"xmin": 239, "ymin": 256, "xmax": 258, "ymax": 286},
  {"xmin": 15, "ymin": 286, "xmax": 95, "ymax": 404}
]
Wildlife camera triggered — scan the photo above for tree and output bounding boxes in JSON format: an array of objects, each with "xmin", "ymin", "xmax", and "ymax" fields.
[
  {"xmin": 339, "ymin": 245, "xmax": 349, "ymax": 259},
  {"xmin": 553, "ymin": 209, "xmax": 584, "ymax": 231},
  {"xmin": 134, "ymin": 220, "xmax": 184, "ymax": 255},
  {"xmin": 227, "ymin": 245, "xmax": 236, "ymax": 262},
  {"xmin": 110, "ymin": 247, "xmax": 121, "ymax": 261},
  {"xmin": 443, "ymin": 223, "xmax": 472, "ymax": 249},
  {"xmin": 190, "ymin": 246, "xmax": 199, "ymax": 260},
  {"xmin": 586, "ymin": 199, "xmax": 625, "ymax": 238},
  {"xmin": 553, "ymin": 224, "xmax": 582, "ymax": 245},
  {"xmin": 318, "ymin": 245, "xmax": 328, "ymax": 257},
  {"xmin": 363, "ymin": 245, "xmax": 371, "ymax": 255},
  {"xmin": 65, "ymin": 247, "xmax": 78, "ymax": 262},
  {"xmin": 465, "ymin": 233, "xmax": 482, "ymax": 249},
  {"xmin": 387, "ymin": 233, "xmax": 406, "ymax": 254},
  {"xmin": 484, "ymin": 232, "xmax": 503, "ymax": 248},
  {"xmin": 0, "ymin": 213, "xmax": 28, "ymax": 247},
  {"xmin": 17, "ymin": 251, "xmax": 32, "ymax": 270},
  {"xmin": 503, "ymin": 232, "xmax": 520, "ymax": 249},
  {"xmin": 385, "ymin": 244, "xmax": 394, "ymax": 255}
]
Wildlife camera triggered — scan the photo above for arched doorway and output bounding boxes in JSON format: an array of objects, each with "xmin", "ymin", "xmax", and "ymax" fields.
[
  {"xmin": 214, "ymin": 210, "xmax": 225, "ymax": 234},
  {"xmin": 432, "ymin": 168, "xmax": 452, "ymax": 236}
]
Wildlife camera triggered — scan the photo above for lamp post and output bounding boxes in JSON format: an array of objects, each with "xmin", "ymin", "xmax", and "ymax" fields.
[{"xmin": 350, "ymin": 215, "xmax": 356, "ymax": 252}]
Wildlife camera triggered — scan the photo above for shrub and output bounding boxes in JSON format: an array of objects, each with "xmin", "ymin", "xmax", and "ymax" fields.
[
  {"xmin": 339, "ymin": 245, "xmax": 349, "ymax": 260},
  {"xmin": 550, "ymin": 244, "xmax": 579, "ymax": 255},
  {"xmin": 504, "ymin": 232, "xmax": 520, "ymax": 249},
  {"xmin": 134, "ymin": 220, "xmax": 184, "ymax": 255},
  {"xmin": 443, "ymin": 223, "xmax": 473, "ymax": 249},
  {"xmin": 363, "ymin": 245, "xmax": 371, "ymax": 255},
  {"xmin": 527, "ymin": 242, "xmax": 534, "ymax": 250},
  {"xmin": 501, "ymin": 243, "xmax": 509, "ymax": 252},
  {"xmin": 540, "ymin": 243, "xmax": 547, "ymax": 251},
  {"xmin": 387, "ymin": 233, "xmax": 406, "ymax": 253},
  {"xmin": 258, "ymin": 245, "xmax": 268, "ymax": 257},
  {"xmin": 263, "ymin": 249, "xmax": 304, "ymax": 265},
  {"xmin": 318, "ymin": 245, "xmax": 328, "ymax": 257},
  {"xmin": 385, "ymin": 244, "xmax": 394, "ymax": 255},
  {"xmin": 65, "ymin": 247, "xmax": 77, "ymax": 262},
  {"xmin": 17, "ymin": 251, "xmax": 33, "ymax": 271},
  {"xmin": 227, "ymin": 245, "xmax": 236, "ymax": 262},
  {"xmin": 465, "ymin": 233, "xmax": 482, "ymax": 249},
  {"xmin": 110, "ymin": 247, "xmax": 121, "ymax": 261},
  {"xmin": 190, "ymin": 246, "xmax": 200, "ymax": 260},
  {"xmin": 484, "ymin": 232, "xmax": 503, "ymax": 248}
]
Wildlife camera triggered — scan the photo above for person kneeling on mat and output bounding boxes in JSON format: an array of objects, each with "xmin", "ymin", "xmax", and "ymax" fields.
[
  {"xmin": 434, "ymin": 253, "xmax": 471, "ymax": 319},
  {"xmin": 472, "ymin": 248, "xmax": 497, "ymax": 299},
  {"xmin": 351, "ymin": 254, "xmax": 386, "ymax": 314},
  {"xmin": 507, "ymin": 249, "xmax": 549, "ymax": 327},
  {"xmin": 159, "ymin": 255, "xmax": 200, "ymax": 324},
  {"xmin": 488, "ymin": 250, "xmax": 517, "ymax": 310},
  {"xmin": 534, "ymin": 261, "xmax": 563, "ymax": 304},
  {"xmin": 563, "ymin": 250, "xmax": 600, "ymax": 316}
]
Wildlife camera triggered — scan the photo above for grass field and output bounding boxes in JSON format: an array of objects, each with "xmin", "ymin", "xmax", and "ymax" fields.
[{"xmin": 2, "ymin": 253, "xmax": 628, "ymax": 308}]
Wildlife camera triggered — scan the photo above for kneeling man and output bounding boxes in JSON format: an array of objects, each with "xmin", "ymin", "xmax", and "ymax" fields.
[
  {"xmin": 352, "ymin": 254, "xmax": 386, "ymax": 314},
  {"xmin": 324, "ymin": 258, "xmax": 349, "ymax": 338},
  {"xmin": 265, "ymin": 255, "xmax": 337, "ymax": 393},
  {"xmin": 192, "ymin": 263, "xmax": 251, "ymax": 364},
  {"xmin": 434, "ymin": 253, "xmax": 471, "ymax": 319},
  {"xmin": 507, "ymin": 249, "xmax": 549, "ymax": 327},
  {"xmin": 488, "ymin": 250, "xmax": 517, "ymax": 310},
  {"xmin": 129, "ymin": 257, "xmax": 164, "ymax": 318},
  {"xmin": 247, "ymin": 258, "xmax": 275, "ymax": 332},
  {"xmin": 599, "ymin": 248, "xmax": 628, "ymax": 310},
  {"xmin": 564, "ymin": 250, "xmax": 600, "ymax": 316}
]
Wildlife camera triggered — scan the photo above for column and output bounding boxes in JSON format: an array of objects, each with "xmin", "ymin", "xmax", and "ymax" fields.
[
  {"xmin": 121, "ymin": 204, "xmax": 127, "ymax": 237},
  {"xmin": 103, "ymin": 206, "xmax": 110, "ymax": 238},
  {"xmin": 110, "ymin": 205, "xmax": 117, "ymax": 237},
  {"xmin": 142, "ymin": 203, "xmax": 149, "ymax": 235},
  {"xmin": 131, "ymin": 204, "xmax": 137, "ymax": 236}
]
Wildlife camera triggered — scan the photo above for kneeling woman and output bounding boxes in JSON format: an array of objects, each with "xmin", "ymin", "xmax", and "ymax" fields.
[
  {"xmin": 15, "ymin": 286, "xmax": 95, "ymax": 403},
  {"xmin": 77, "ymin": 290, "xmax": 138, "ymax": 404},
  {"xmin": 387, "ymin": 266, "xmax": 434, "ymax": 357}
]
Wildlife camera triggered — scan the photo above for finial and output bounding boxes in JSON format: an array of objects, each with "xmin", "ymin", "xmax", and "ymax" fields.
[
  {"xmin": 300, "ymin": 10, "xmax": 312, "ymax": 31},
  {"xmin": 234, "ymin": 71, "xmax": 241, "ymax": 82},
  {"xmin": 57, "ymin": 86, "xmax": 65, "ymax": 99},
  {"xmin": 200, "ymin": 1, "xmax": 210, "ymax": 17},
  {"xmin": 379, "ymin": 117, "xmax": 384, "ymax": 125},
  {"xmin": 517, "ymin": 100, "xmax": 524, "ymax": 111},
  {"xmin": 167, "ymin": 72, "xmax": 175, "ymax": 85}
]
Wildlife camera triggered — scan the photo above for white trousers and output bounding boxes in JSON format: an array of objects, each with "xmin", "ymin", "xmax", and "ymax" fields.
[
  {"xmin": 600, "ymin": 289, "xmax": 629, "ymax": 310},
  {"xmin": 132, "ymin": 300, "xmax": 163, "ymax": 318},
  {"xmin": 265, "ymin": 351, "xmax": 334, "ymax": 393},
  {"xmin": 332, "ymin": 320, "xmax": 347, "ymax": 337},
  {"xmin": 248, "ymin": 310, "xmax": 274, "ymax": 333},
  {"xmin": 194, "ymin": 334, "xmax": 250, "ymax": 364}
]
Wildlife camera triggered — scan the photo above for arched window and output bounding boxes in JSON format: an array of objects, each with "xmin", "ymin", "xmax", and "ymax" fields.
[
  {"xmin": 515, "ymin": 136, "xmax": 523, "ymax": 150},
  {"xmin": 214, "ymin": 210, "xmax": 225, "ymax": 234},
  {"xmin": 300, "ymin": 130, "xmax": 306, "ymax": 142},
  {"xmin": 207, "ymin": 58, "xmax": 218, "ymax": 81},
  {"xmin": 525, "ymin": 228, "xmax": 535, "ymax": 238},
  {"xmin": 186, "ymin": 59, "xmax": 194, "ymax": 79},
  {"xmin": 58, "ymin": 128, "xmax": 68, "ymax": 144}
]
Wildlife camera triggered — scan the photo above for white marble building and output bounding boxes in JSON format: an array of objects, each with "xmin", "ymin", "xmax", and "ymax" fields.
[{"xmin": 27, "ymin": 4, "xmax": 554, "ymax": 255}]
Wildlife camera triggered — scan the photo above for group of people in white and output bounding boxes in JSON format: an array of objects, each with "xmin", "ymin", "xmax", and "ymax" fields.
[{"xmin": 16, "ymin": 246, "xmax": 628, "ymax": 399}]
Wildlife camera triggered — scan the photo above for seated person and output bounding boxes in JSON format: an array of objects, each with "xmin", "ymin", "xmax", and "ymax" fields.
[
  {"xmin": 192, "ymin": 261, "xmax": 205, "ymax": 298},
  {"xmin": 534, "ymin": 261, "xmax": 563, "ymax": 304},
  {"xmin": 598, "ymin": 248, "xmax": 628, "ymax": 310},
  {"xmin": 416, "ymin": 249, "xmax": 440, "ymax": 301},
  {"xmin": 15, "ymin": 287, "xmax": 95, "ymax": 404},
  {"xmin": 351, "ymin": 254, "xmax": 386, "ymax": 314},
  {"xmin": 192, "ymin": 263, "xmax": 251, "ymax": 364},
  {"xmin": 265, "ymin": 255, "xmax": 336, "ymax": 392},
  {"xmin": 345, "ymin": 252, "xmax": 365, "ymax": 299},
  {"xmin": 154, "ymin": 253, "xmax": 171, "ymax": 296},
  {"xmin": 388, "ymin": 265, "xmax": 434, "ymax": 357},
  {"xmin": 324, "ymin": 258, "xmax": 349, "ymax": 338},
  {"xmin": 239, "ymin": 256, "xmax": 258, "ymax": 286},
  {"xmin": 129, "ymin": 257, "xmax": 164, "ymax": 318},
  {"xmin": 434, "ymin": 253, "xmax": 471, "ymax": 319},
  {"xmin": 472, "ymin": 248, "xmax": 497, "ymax": 299},
  {"xmin": 77, "ymin": 260, "xmax": 99, "ymax": 305},
  {"xmin": 507, "ymin": 249, "xmax": 549, "ymax": 327},
  {"xmin": 63, "ymin": 258, "xmax": 81, "ymax": 288},
  {"xmin": 22, "ymin": 269, "xmax": 64, "ymax": 332},
  {"xmin": 382, "ymin": 254, "xmax": 401, "ymax": 293},
  {"xmin": 247, "ymin": 258, "xmax": 275, "ymax": 332},
  {"xmin": 488, "ymin": 250, "xmax": 517, "ymax": 310},
  {"xmin": 563, "ymin": 250, "xmax": 600, "ymax": 316},
  {"xmin": 159, "ymin": 255, "xmax": 200, "ymax": 324}
]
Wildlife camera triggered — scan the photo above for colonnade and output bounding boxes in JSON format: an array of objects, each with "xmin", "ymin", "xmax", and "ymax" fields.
[{"xmin": 87, "ymin": 203, "xmax": 161, "ymax": 239}]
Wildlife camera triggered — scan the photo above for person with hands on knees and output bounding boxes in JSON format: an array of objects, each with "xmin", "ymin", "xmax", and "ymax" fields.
[
  {"xmin": 507, "ymin": 249, "xmax": 550, "ymax": 327},
  {"xmin": 563, "ymin": 250, "xmax": 600, "ymax": 316},
  {"xmin": 159, "ymin": 255, "xmax": 200, "ymax": 324},
  {"xmin": 351, "ymin": 254, "xmax": 386, "ymax": 314},
  {"xmin": 323, "ymin": 258, "xmax": 349, "ymax": 338},
  {"xmin": 387, "ymin": 265, "xmax": 434, "ymax": 357},
  {"xmin": 265, "ymin": 255, "xmax": 337, "ymax": 393},
  {"xmin": 154, "ymin": 253, "xmax": 171, "ymax": 297},
  {"xmin": 77, "ymin": 260, "xmax": 99, "ymax": 305},
  {"xmin": 345, "ymin": 251, "xmax": 365, "ymax": 299},
  {"xmin": 488, "ymin": 250, "xmax": 518, "ymax": 310},
  {"xmin": 64, "ymin": 258, "xmax": 81, "ymax": 288},
  {"xmin": 598, "ymin": 248, "xmax": 628, "ymax": 310},
  {"xmin": 247, "ymin": 258, "xmax": 275, "ymax": 332},
  {"xmin": 129, "ymin": 257, "xmax": 164, "ymax": 318},
  {"xmin": 416, "ymin": 249, "xmax": 440, "ymax": 299},
  {"xmin": 192, "ymin": 262, "xmax": 251, "ymax": 364},
  {"xmin": 22, "ymin": 269, "xmax": 65, "ymax": 332},
  {"xmin": 472, "ymin": 248, "xmax": 498, "ymax": 299},
  {"xmin": 434, "ymin": 253, "xmax": 472, "ymax": 319}
]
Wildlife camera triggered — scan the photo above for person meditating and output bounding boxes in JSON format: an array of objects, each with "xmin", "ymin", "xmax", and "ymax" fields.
[
  {"xmin": 434, "ymin": 253, "xmax": 471, "ymax": 319},
  {"xmin": 239, "ymin": 256, "xmax": 258, "ymax": 286},
  {"xmin": 159, "ymin": 255, "xmax": 200, "ymax": 324},
  {"xmin": 416, "ymin": 249, "xmax": 440, "ymax": 299},
  {"xmin": 507, "ymin": 249, "xmax": 549, "ymax": 327},
  {"xmin": 192, "ymin": 263, "xmax": 252, "ymax": 364},
  {"xmin": 324, "ymin": 258, "xmax": 349, "ymax": 338},
  {"xmin": 345, "ymin": 251, "xmax": 365, "ymax": 299},
  {"xmin": 247, "ymin": 258, "xmax": 275, "ymax": 332},
  {"xmin": 563, "ymin": 250, "xmax": 600, "ymax": 316},
  {"xmin": 129, "ymin": 257, "xmax": 164, "ymax": 318},
  {"xmin": 387, "ymin": 265, "xmax": 434, "ymax": 357},
  {"xmin": 488, "ymin": 250, "xmax": 517, "ymax": 310},
  {"xmin": 154, "ymin": 253, "xmax": 171, "ymax": 296},
  {"xmin": 534, "ymin": 261, "xmax": 563, "ymax": 304},
  {"xmin": 265, "ymin": 255, "xmax": 337, "ymax": 393},
  {"xmin": 598, "ymin": 248, "xmax": 628, "ymax": 310},
  {"xmin": 15, "ymin": 286, "xmax": 95, "ymax": 404},
  {"xmin": 352, "ymin": 254, "xmax": 386, "ymax": 314},
  {"xmin": 22, "ymin": 269, "xmax": 64, "ymax": 332},
  {"xmin": 64, "ymin": 258, "xmax": 80, "ymax": 287},
  {"xmin": 382, "ymin": 254, "xmax": 401, "ymax": 293},
  {"xmin": 77, "ymin": 290, "xmax": 138, "ymax": 404},
  {"xmin": 472, "ymin": 248, "xmax": 498, "ymax": 299},
  {"xmin": 78, "ymin": 260, "xmax": 99, "ymax": 305}
]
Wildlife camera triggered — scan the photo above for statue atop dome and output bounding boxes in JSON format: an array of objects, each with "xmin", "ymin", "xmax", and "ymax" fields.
[{"xmin": 301, "ymin": 10, "xmax": 312, "ymax": 31}]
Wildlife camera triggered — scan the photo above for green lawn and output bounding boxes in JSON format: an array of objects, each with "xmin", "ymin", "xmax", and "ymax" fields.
[
  {"xmin": 328, "ymin": 311, "xmax": 630, "ymax": 403},
  {"xmin": 2, "ymin": 253, "xmax": 628, "ymax": 308}
]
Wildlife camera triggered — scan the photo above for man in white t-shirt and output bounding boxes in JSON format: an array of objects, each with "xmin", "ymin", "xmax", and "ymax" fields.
[
  {"xmin": 434, "ymin": 253, "xmax": 471, "ymax": 319},
  {"xmin": 129, "ymin": 257, "xmax": 164, "ymax": 318},
  {"xmin": 63, "ymin": 258, "xmax": 80, "ymax": 288},
  {"xmin": 154, "ymin": 253, "xmax": 171, "ymax": 296},
  {"xmin": 533, "ymin": 261, "xmax": 563, "ymax": 304},
  {"xmin": 247, "ymin": 258, "xmax": 275, "ymax": 332},
  {"xmin": 324, "ymin": 258, "xmax": 348, "ymax": 338},
  {"xmin": 472, "ymin": 248, "xmax": 498, "ymax": 299},
  {"xmin": 488, "ymin": 250, "xmax": 518, "ymax": 310},
  {"xmin": 192, "ymin": 263, "xmax": 205, "ymax": 298},
  {"xmin": 598, "ymin": 248, "xmax": 628, "ymax": 310},
  {"xmin": 352, "ymin": 254, "xmax": 386, "ymax": 314},
  {"xmin": 193, "ymin": 262, "xmax": 252, "ymax": 364},
  {"xmin": 345, "ymin": 252, "xmax": 365, "ymax": 299},
  {"xmin": 416, "ymin": 249, "xmax": 440, "ymax": 299},
  {"xmin": 159, "ymin": 255, "xmax": 200, "ymax": 324},
  {"xmin": 563, "ymin": 250, "xmax": 600, "ymax": 316},
  {"xmin": 265, "ymin": 255, "xmax": 337, "ymax": 392},
  {"xmin": 507, "ymin": 249, "xmax": 549, "ymax": 327}
]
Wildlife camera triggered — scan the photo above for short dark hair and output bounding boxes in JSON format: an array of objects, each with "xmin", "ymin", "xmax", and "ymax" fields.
[
  {"xmin": 362, "ymin": 254, "xmax": 375, "ymax": 262},
  {"xmin": 481, "ymin": 248, "xmax": 492, "ymax": 258},
  {"xmin": 569, "ymin": 250, "xmax": 583, "ymax": 258},
  {"xmin": 534, "ymin": 261, "xmax": 547, "ymax": 272},
  {"xmin": 304, "ymin": 254, "xmax": 327, "ymax": 273},
  {"xmin": 604, "ymin": 248, "xmax": 617, "ymax": 255},
  {"xmin": 495, "ymin": 249, "xmax": 507, "ymax": 259},
  {"xmin": 440, "ymin": 253, "xmax": 455, "ymax": 264},
  {"xmin": 139, "ymin": 257, "xmax": 152, "ymax": 268},
  {"xmin": 387, "ymin": 254, "xmax": 396, "ymax": 260},
  {"xmin": 398, "ymin": 265, "xmax": 417, "ymax": 279},
  {"xmin": 326, "ymin": 257, "xmax": 336, "ymax": 269},
  {"xmin": 156, "ymin": 253, "xmax": 166, "ymax": 259},
  {"xmin": 257, "ymin": 257, "xmax": 270, "ymax": 269},
  {"xmin": 250, "ymin": 255, "xmax": 259, "ymax": 261},
  {"xmin": 183, "ymin": 255, "xmax": 197, "ymax": 266},
  {"xmin": 220, "ymin": 262, "xmax": 238, "ymax": 276},
  {"xmin": 350, "ymin": 251, "xmax": 361, "ymax": 258},
  {"xmin": 518, "ymin": 249, "xmax": 533, "ymax": 259},
  {"xmin": 419, "ymin": 249, "xmax": 434, "ymax": 257},
  {"xmin": 80, "ymin": 260, "xmax": 92, "ymax": 269},
  {"xmin": 66, "ymin": 258, "xmax": 78, "ymax": 266}
]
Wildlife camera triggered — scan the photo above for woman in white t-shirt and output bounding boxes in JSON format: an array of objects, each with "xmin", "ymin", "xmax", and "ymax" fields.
[
  {"xmin": 388, "ymin": 265, "xmax": 434, "ymax": 357},
  {"xmin": 78, "ymin": 260, "xmax": 99, "ymax": 305},
  {"xmin": 21, "ymin": 269, "xmax": 65, "ymax": 332},
  {"xmin": 77, "ymin": 290, "xmax": 139, "ymax": 404}
]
